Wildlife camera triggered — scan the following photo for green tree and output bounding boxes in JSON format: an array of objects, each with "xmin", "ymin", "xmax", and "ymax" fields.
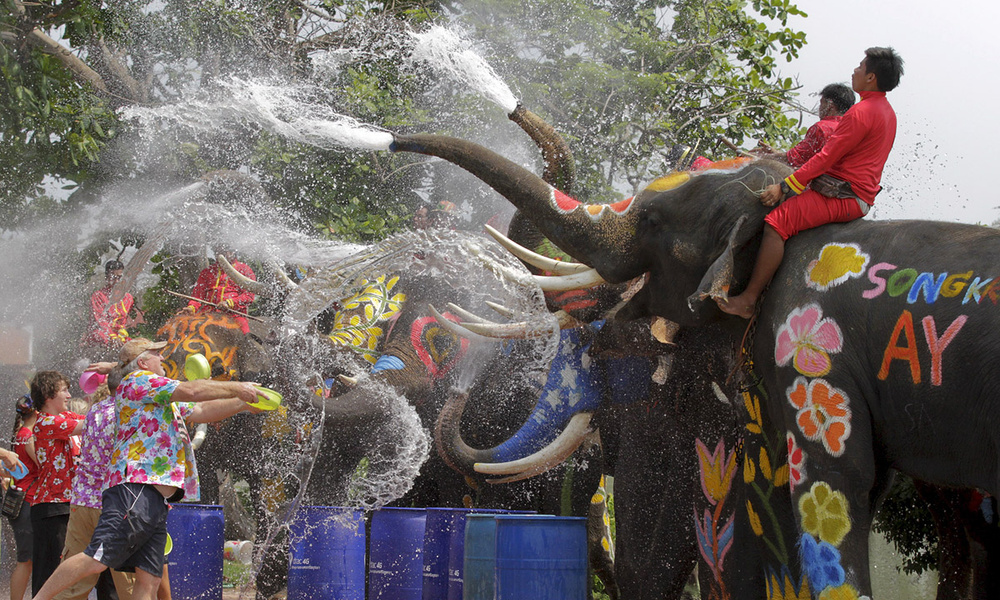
[{"xmin": 450, "ymin": 0, "xmax": 807, "ymax": 201}]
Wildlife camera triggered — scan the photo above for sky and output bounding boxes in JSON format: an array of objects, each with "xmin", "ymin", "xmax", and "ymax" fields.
[{"xmin": 775, "ymin": 1, "xmax": 1000, "ymax": 226}]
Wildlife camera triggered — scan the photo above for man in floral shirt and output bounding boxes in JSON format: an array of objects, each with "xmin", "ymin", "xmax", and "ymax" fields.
[
  {"xmin": 28, "ymin": 371, "xmax": 84, "ymax": 596},
  {"xmin": 56, "ymin": 388, "xmax": 134, "ymax": 600},
  {"xmin": 32, "ymin": 339, "xmax": 260, "ymax": 600}
]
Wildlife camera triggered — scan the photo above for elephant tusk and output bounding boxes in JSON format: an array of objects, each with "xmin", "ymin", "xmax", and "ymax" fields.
[
  {"xmin": 427, "ymin": 305, "xmax": 492, "ymax": 343},
  {"xmin": 475, "ymin": 413, "xmax": 594, "ymax": 482},
  {"xmin": 191, "ymin": 423, "xmax": 208, "ymax": 450},
  {"xmin": 452, "ymin": 310, "xmax": 578, "ymax": 340},
  {"xmin": 485, "ymin": 301, "xmax": 514, "ymax": 319},
  {"xmin": 534, "ymin": 269, "xmax": 607, "ymax": 292},
  {"xmin": 445, "ymin": 303, "xmax": 498, "ymax": 325},
  {"xmin": 338, "ymin": 374, "xmax": 358, "ymax": 387},
  {"xmin": 267, "ymin": 260, "xmax": 300, "ymax": 291},
  {"xmin": 483, "ymin": 224, "xmax": 593, "ymax": 275},
  {"xmin": 217, "ymin": 254, "xmax": 274, "ymax": 297}
]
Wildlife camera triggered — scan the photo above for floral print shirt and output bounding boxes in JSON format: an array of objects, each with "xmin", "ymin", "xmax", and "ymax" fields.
[
  {"xmin": 69, "ymin": 397, "xmax": 118, "ymax": 509},
  {"xmin": 107, "ymin": 370, "xmax": 198, "ymax": 500},
  {"xmin": 30, "ymin": 411, "xmax": 83, "ymax": 505}
]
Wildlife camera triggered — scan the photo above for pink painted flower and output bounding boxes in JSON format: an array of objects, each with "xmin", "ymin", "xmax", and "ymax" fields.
[
  {"xmin": 774, "ymin": 304, "xmax": 843, "ymax": 377},
  {"xmin": 786, "ymin": 432, "xmax": 807, "ymax": 492}
]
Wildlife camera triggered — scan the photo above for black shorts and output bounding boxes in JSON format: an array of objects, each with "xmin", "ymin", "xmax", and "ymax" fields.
[
  {"xmin": 5, "ymin": 498, "xmax": 32, "ymax": 562},
  {"xmin": 85, "ymin": 483, "xmax": 170, "ymax": 577}
]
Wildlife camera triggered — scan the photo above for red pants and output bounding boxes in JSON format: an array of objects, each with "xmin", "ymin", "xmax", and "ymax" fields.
[{"xmin": 765, "ymin": 189, "xmax": 867, "ymax": 240}]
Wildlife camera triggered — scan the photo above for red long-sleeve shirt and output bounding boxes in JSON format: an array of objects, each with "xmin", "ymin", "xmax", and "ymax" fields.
[
  {"xmin": 786, "ymin": 115, "xmax": 842, "ymax": 168},
  {"xmin": 87, "ymin": 287, "xmax": 134, "ymax": 345},
  {"xmin": 785, "ymin": 91, "xmax": 896, "ymax": 205},
  {"xmin": 187, "ymin": 261, "xmax": 257, "ymax": 313}
]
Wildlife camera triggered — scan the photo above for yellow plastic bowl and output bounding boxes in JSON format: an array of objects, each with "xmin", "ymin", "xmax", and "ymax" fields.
[
  {"xmin": 183, "ymin": 353, "xmax": 211, "ymax": 381},
  {"xmin": 249, "ymin": 386, "xmax": 282, "ymax": 411}
]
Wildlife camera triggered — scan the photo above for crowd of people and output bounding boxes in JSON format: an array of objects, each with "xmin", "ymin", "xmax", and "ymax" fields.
[{"xmin": 2, "ymin": 246, "xmax": 262, "ymax": 600}]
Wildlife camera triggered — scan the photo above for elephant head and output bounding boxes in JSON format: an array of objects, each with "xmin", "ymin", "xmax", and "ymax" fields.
[{"xmin": 389, "ymin": 133, "xmax": 786, "ymax": 327}]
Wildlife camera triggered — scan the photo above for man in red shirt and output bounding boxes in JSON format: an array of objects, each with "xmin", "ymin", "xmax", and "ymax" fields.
[
  {"xmin": 84, "ymin": 261, "xmax": 138, "ymax": 350},
  {"xmin": 754, "ymin": 83, "xmax": 856, "ymax": 167},
  {"xmin": 182, "ymin": 246, "xmax": 256, "ymax": 332},
  {"xmin": 719, "ymin": 47, "xmax": 904, "ymax": 319}
]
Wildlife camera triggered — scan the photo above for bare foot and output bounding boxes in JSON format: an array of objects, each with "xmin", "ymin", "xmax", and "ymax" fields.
[{"xmin": 716, "ymin": 294, "xmax": 756, "ymax": 319}]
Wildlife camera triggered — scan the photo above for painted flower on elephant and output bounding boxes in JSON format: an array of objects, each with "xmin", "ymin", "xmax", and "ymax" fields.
[
  {"xmin": 786, "ymin": 377, "xmax": 852, "ymax": 457},
  {"xmin": 798, "ymin": 481, "xmax": 851, "ymax": 546},
  {"xmin": 805, "ymin": 243, "xmax": 870, "ymax": 291},
  {"xmin": 799, "ymin": 533, "xmax": 846, "ymax": 591},
  {"xmin": 696, "ymin": 438, "xmax": 737, "ymax": 505},
  {"xmin": 786, "ymin": 433, "xmax": 807, "ymax": 492},
  {"xmin": 818, "ymin": 584, "xmax": 866, "ymax": 600},
  {"xmin": 766, "ymin": 566, "xmax": 811, "ymax": 600},
  {"xmin": 775, "ymin": 304, "xmax": 843, "ymax": 377},
  {"xmin": 694, "ymin": 506, "xmax": 734, "ymax": 574},
  {"xmin": 330, "ymin": 275, "xmax": 406, "ymax": 365}
]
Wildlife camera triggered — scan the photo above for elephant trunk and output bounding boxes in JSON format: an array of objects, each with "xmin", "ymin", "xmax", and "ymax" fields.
[
  {"xmin": 389, "ymin": 134, "xmax": 643, "ymax": 282},
  {"xmin": 508, "ymin": 104, "xmax": 575, "ymax": 194}
]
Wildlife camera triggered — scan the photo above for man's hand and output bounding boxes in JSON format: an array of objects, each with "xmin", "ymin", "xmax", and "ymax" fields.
[
  {"xmin": 220, "ymin": 299, "xmax": 235, "ymax": 309},
  {"xmin": 182, "ymin": 305, "xmax": 198, "ymax": 314},
  {"xmin": 86, "ymin": 361, "xmax": 117, "ymax": 375},
  {"xmin": 759, "ymin": 183, "xmax": 784, "ymax": 207},
  {"xmin": 233, "ymin": 381, "xmax": 262, "ymax": 405}
]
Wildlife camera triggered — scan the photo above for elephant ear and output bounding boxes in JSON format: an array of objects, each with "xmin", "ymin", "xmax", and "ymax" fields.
[{"xmin": 686, "ymin": 215, "xmax": 750, "ymax": 310}]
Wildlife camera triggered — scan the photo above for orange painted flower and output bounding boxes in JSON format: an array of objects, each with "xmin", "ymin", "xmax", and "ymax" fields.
[
  {"xmin": 696, "ymin": 438, "xmax": 737, "ymax": 505},
  {"xmin": 786, "ymin": 377, "xmax": 852, "ymax": 457}
]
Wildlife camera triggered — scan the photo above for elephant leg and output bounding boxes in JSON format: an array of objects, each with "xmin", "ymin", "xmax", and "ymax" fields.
[
  {"xmin": 613, "ymin": 404, "xmax": 700, "ymax": 599},
  {"xmin": 786, "ymin": 414, "xmax": 880, "ymax": 598}
]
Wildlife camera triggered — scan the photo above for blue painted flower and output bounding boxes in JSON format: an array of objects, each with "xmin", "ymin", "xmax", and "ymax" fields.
[{"xmin": 799, "ymin": 533, "xmax": 845, "ymax": 591}]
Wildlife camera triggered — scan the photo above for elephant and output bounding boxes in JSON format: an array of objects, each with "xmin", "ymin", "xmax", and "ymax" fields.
[
  {"xmin": 155, "ymin": 309, "xmax": 276, "ymax": 539},
  {"xmin": 383, "ymin": 132, "xmax": 1000, "ymax": 599}
]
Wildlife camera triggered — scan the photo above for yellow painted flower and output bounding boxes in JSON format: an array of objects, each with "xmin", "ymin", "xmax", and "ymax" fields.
[
  {"xmin": 799, "ymin": 481, "xmax": 852, "ymax": 546},
  {"xmin": 744, "ymin": 455, "xmax": 756, "ymax": 483},
  {"xmin": 774, "ymin": 464, "xmax": 790, "ymax": 488},
  {"xmin": 744, "ymin": 391, "xmax": 762, "ymax": 434},
  {"xmin": 747, "ymin": 500, "xmax": 763, "ymax": 536},
  {"xmin": 767, "ymin": 568, "xmax": 811, "ymax": 600},
  {"xmin": 818, "ymin": 584, "xmax": 861, "ymax": 600},
  {"xmin": 696, "ymin": 438, "xmax": 737, "ymax": 505},
  {"xmin": 759, "ymin": 447, "xmax": 773, "ymax": 481}
]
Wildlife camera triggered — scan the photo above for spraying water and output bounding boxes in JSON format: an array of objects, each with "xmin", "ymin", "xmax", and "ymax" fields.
[
  {"xmin": 408, "ymin": 25, "xmax": 520, "ymax": 114},
  {"xmin": 122, "ymin": 80, "xmax": 395, "ymax": 152}
]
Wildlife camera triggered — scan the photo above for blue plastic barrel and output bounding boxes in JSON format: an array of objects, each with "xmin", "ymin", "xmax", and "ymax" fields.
[
  {"xmin": 166, "ymin": 503, "xmax": 224, "ymax": 600},
  {"xmin": 461, "ymin": 514, "xmax": 497, "ymax": 600},
  {"xmin": 288, "ymin": 506, "xmax": 366, "ymax": 600},
  {"xmin": 368, "ymin": 507, "xmax": 427, "ymax": 600},
  {"xmin": 421, "ymin": 508, "xmax": 469, "ymax": 600},
  {"xmin": 494, "ymin": 515, "xmax": 588, "ymax": 600}
]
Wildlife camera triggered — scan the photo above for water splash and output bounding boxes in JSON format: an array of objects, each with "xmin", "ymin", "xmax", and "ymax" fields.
[
  {"xmin": 408, "ymin": 25, "xmax": 519, "ymax": 114},
  {"xmin": 122, "ymin": 80, "xmax": 395, "ymax": 152}
]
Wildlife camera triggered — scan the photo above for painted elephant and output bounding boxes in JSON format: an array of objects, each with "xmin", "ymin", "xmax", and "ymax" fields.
[
  {"xmin": 385, "ymin": 132, "xmax": 1000, "ymax": 599},
  {"xmin": 155, "ymin": 309, "xmax": 275, "ymax": 538}
]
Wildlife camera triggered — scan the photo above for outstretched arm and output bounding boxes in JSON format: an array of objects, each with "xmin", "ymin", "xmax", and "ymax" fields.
[
  {"xmin": 186, "ymin": 397, "xmax": 259, "ymax": 424},
  {"xmin": 171, "ymin": 379, "xmax": 259, "ymax": 405}
]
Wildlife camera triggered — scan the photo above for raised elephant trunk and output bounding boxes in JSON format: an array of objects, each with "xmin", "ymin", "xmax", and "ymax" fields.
[
  {"xmin": 389, "ymin": 134, "xmax": 643, "ymax": 282},
  {"xmin": 508, "ymin": 104, "xmax": 575, "ymax": 194}
]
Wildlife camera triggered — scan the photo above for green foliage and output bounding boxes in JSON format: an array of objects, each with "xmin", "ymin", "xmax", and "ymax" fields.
[
  {"xmin": 454, "ymin": 0, "xmax": 808, "ymax": 199},
  {"xmin": 872, "ymin": 474, "xmax": 938, "ymax": 575}
]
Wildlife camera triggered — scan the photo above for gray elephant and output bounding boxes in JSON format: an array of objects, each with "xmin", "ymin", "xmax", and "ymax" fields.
[{"xmin": 385, "ymin": 132, "xmax": 1000, "ymax": 599}]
